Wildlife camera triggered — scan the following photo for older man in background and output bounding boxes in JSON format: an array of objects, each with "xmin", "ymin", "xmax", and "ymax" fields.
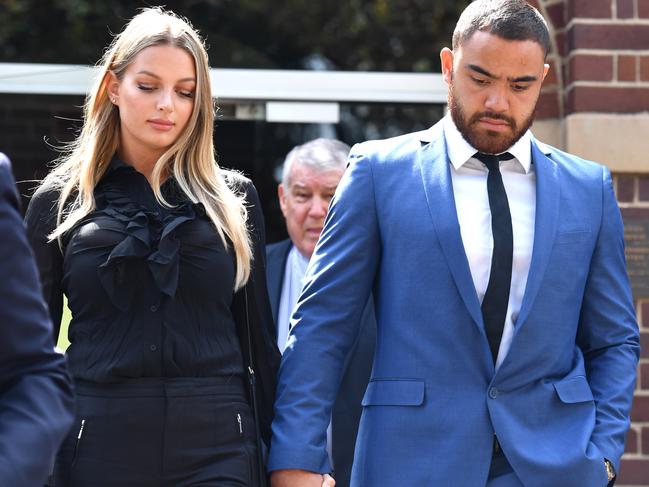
[{"xmin": 266, "ymin": 138, "xmax": 375, "ymax": 487}]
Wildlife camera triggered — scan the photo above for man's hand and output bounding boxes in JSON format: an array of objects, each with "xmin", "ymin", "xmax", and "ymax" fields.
[{"xmin": 271, "ymin": 469, "xmax": 335, "ymax": 487}]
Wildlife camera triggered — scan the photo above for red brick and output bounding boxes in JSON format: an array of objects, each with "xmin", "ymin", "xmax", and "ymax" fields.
[
  {"xmin": 643, "ymin": 426, "xmax": 649, "ymax": 454},
  {"xmin": 567, "ymin": 86, "xmax": 649, "ymax": 113},
  {"xmin": 642, "ymin": 363, "xmax": 649, "ymax": 389},
  {"xmin": 640, "ymin": 177, "xmax": 649, "ymax": 202},
  {"xmin": 622, "ymin": 207, "xmax": 649, "ymax": 219},
  {"xmin": 625, "ymin": 427, "xmax": 638, "ymax": 453},
  {"xmin": 554, "ymin": 31, "xmax": 568, "ymax": 57},
  {"xmin": 618, "ymin": 0, "xmax": 636, "ymax": 18},
  {"xmin": 641, "ymin": 333, "xmax": 649, "ymax": 358},
  {"xmin": 630, "ymin": 394, "xmax": 649, "ymax": 421},
  {"xmin": 546, "ymin": 2, "xmax": 566, "ymax": 30},
  {"xmin": 641, "ymin": 56, "xmax": 649, "ymax": 81},
  {"xmin": 618, "ymin": 458, "xmax": 649, "ymax": 484},
  {"xmin": 617, "ymin": 175, "xmax": 636, "ymax": 202},
  {"xmin": 526, "ymin": 0, "xmax": 540, "ymax": 8},
  {"xmin": 618, "ymin": 55, "xmax": 637, "ymax": 82},
  {"xmin": 569, "ymin": 0, "xmax": 613, "ymax": 18},
  {"xmin": 568, "ymin": 24, "xmax": 649, "ymax": 50},
  {"xmin": 569, "ymin": 54, "xmax": 613, "ymax": 82},
  {"xmin": 535, "ymin": 91, "xmax": 561, "ymax": 119},
  {"xmin": 643, "ymin": 302, "xmax": 649, "ymax": 327},
  {"xmin": 640, "ymin": 0, "xmax": 649, "ymax": 17}
]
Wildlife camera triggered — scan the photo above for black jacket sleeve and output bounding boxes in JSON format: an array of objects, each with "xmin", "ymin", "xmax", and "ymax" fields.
[
  {"xmin": 0, "ymin": 153, "xmax": 74, "ymax": 485},
  {"xmin": 231, "ymin": 178, "xmax": 281, "ymax": 448},
  {"xmin": 24, "ymin": 178, "xmax": 65, "ymax": 341}
]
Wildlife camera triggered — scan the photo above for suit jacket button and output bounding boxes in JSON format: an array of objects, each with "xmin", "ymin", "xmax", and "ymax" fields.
[{"xmin": 489, "ymin": 387, "xmax": 499, "ymax": 399}]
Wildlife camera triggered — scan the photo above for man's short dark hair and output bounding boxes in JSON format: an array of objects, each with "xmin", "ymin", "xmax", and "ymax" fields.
[{"xmin": 452, "ymin": 0, "xmax": 551, "ymax": 57}]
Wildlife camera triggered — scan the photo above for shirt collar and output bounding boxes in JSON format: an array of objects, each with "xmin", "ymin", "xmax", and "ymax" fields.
[
  {"xmin": 105, "ymin": 154, "xmax": 135, "ymax": 175},
  {"xmin": 442, "ymin": 114, "xmax": 533, "ymax": 173},
  {"xmin": 288, "ymin": 244, "xmax": 310, "ymax": 278}
]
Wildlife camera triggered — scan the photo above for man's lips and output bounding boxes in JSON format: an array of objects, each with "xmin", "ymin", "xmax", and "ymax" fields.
[{"xmin": 477, "ymin": 117, "xmax": 511, "ymax": 131}]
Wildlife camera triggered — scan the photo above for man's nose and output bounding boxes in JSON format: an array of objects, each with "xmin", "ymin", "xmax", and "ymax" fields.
[
  {"xmin": 484, "ymin": 86, "xmax": 509, "ymax": 113},
  {"xmin": 308, "ymin": 196, "xmax": 328, "ymax": 218}
]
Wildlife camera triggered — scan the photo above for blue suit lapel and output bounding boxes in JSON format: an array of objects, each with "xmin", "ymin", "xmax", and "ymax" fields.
[
  {"xmin": 515, "ymin": 141, "xmax": 559, "ymax": 330},
  {"xmin": 417, "ymin": 123, "xmax": 485, "ymax": 333}
]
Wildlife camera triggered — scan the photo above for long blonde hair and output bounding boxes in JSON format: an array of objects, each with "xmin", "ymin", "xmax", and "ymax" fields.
[{"xmin": 44, "ymin": 7, "xmax": 252, "ymax": 289}]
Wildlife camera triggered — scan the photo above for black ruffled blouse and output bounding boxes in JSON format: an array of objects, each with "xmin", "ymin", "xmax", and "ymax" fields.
[{"xmin": 25, "ymin": 157, "xmax": 279, "ymax": 387}]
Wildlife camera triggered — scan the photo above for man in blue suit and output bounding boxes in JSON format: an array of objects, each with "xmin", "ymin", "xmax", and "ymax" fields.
[
  {"xmin": 267, "ymin": 138, "xmax": 376, "ymax": 487},
  {"xmin": 0, "ymin": 153, "xmax": 74, "ymax": 485},
  {"xmin": 269, "ymin": 1, "xmax": 640, "ymax": 486}
]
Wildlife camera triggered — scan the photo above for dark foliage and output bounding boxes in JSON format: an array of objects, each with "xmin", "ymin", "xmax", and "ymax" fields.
[{"xmin": 0, "ymin": 0, "xmax": 468, "ymax": 72}]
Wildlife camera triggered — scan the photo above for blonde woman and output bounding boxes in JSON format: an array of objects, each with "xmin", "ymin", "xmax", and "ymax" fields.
[{"xmin": 25, "ymin": 8, "xmax": 279, "ymax": 486}]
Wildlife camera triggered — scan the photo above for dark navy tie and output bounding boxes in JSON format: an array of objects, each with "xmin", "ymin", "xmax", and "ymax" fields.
[{"xmin": 474, "ymin": 152, "xmax": 514, "ymax": 364}]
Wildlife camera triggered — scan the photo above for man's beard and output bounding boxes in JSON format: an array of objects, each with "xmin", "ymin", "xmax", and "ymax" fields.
[{"xmin": 448, "ymin": 83, "xmax": 536, "ymax": 155}]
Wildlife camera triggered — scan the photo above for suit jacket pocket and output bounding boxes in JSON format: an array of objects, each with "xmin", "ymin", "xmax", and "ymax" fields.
[
  {"xmin": 553, "ymin": 375, "xmax": 594, "ymax": 403},
  {"xmin": 361, "ymin": 378, "xmax": 424, "ymax": 406}
]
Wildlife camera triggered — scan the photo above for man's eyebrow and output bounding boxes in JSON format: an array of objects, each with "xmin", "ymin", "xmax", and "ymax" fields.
[
  {"xmin": 467, "ymin": 64, "xmax": 538, "ymax": 83},
  {"xmin": 136, "ymin": 70, "xmax": 196, "ymax": 83},
  {"xmin": 468, "ymin": 64, "xmax": 495, "ymax": 78},
  {"xmin": 510, "ymin": 75, "xmax": 538, "ymax": 83}
]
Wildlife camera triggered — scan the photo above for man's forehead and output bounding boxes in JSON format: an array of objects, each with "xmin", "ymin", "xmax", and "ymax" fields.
[
  {"xmin": 455, "ymin": 31, "xmax": 546, "ymax": 73},
  {"xmin": 289, "ymin": 163, "xmax": 344, "ymax": 186}
]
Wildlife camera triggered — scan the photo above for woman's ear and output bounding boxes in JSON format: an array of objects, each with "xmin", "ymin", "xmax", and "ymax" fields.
[{"xmin": 106, "ymin": 71, "xmax": 120, "ymax": 105}]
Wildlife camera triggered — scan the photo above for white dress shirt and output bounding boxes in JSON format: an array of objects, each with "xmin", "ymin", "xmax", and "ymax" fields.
[
  {"xmin": 277, "ymin": 245, "xmax": 310, "ymax": 354},
  {"xmin": 443, "ymin": 115, "xmax": 536, "ymax": 370}
]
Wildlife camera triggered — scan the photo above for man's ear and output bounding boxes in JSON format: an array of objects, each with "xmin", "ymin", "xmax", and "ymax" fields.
[
  {"xmin": 542, "ymin": 63, "xmax": 550, "ymax": 82},
  {"xmin": 278, "ymin": 184, "xmax": 288, "ymax": 218},
  {"xmin": 440, "ymin": 47, "xmax": 454, "ymax": 85}
]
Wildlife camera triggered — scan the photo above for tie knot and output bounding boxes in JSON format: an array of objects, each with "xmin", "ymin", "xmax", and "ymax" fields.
[{"xmin": 474, "ymin": 152, "xmax": 514, "ymax": 171}]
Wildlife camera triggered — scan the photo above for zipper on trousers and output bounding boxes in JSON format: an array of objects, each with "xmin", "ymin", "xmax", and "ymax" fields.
[
  {"xmin": 237, "ymin": 413, "xmax": 243, "ymax": 435},
  {"xmin": 71, "ymin": 419, "xmax": 86, "ymax": 467}
]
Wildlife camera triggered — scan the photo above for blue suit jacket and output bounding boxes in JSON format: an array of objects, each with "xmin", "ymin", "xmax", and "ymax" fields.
[
  {"xmin": 0, "ymin": 153, "xmax": 74, "ymax": 485},
  {"xmin": 266, "ymin": 239, "xmax": 376, "ymax": 487},
  {"xmin": 269, "ymin": 121, "xmax": 640, "ymax": 487}
]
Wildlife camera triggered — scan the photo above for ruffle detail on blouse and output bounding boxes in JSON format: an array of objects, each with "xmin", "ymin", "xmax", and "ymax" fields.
[{"xmin": 95, "ymin": 163, "xmax": 207, "ymax": 311}]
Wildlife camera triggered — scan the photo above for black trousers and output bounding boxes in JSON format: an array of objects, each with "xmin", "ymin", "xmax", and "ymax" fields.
[{"xmin": 54, "ymin": 377, "xmax": 260, "ymax": 487}]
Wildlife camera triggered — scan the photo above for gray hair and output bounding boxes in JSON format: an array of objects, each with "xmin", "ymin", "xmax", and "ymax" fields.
[
  {"xmin": 281, "ymin": 138, "xmax": 351, "ymax": 187},
  {"xmin": 453, "ymin": 0, "xmax": 550, "ymax": 57}
]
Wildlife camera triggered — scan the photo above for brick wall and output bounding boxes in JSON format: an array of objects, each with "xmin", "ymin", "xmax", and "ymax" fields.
[
  {"xmin": 618, "ymin": 175, "xmax": 649, "ymax": 485},
  {"xmin": 531, "ymin": 0, "xmax": 649, "ymax": 484},
  {"xmin": 531, "ymin": 0, "xmax": 649, "ymax": 119}
]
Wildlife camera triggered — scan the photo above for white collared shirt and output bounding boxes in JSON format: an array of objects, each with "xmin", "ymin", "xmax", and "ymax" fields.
[
  {"xmin": 443, "ymin": 115, "xmax": 536, "ymax": 370},
  {"xmin": 277, "ymin": 245, "xmax": 310, "ymax": 353}
]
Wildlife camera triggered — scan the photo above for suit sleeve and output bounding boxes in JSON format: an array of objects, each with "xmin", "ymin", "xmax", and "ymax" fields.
[
  {"xmin": 269, "ymin": 148, "xmax": 380, "ymax": 473},
  {"xmin": 0, "ymin": 155, "xmax": 74, "ymax": 485},
  {"xmin": 24, "ymin": 179, "xmax": 65, "ymax": 341},
  {"xmin": 576, "ymin": 167, "xmax": 640, "ymax": 470}
]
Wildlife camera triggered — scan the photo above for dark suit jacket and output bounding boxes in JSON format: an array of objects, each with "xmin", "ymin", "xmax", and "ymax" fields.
[
  {"xmin": 0, "ymin": 153, "xmax": 74, "ymax": 485},
  {"xmin": 266, "ymin": 239, "xmax": 376, "ymax": 487}
]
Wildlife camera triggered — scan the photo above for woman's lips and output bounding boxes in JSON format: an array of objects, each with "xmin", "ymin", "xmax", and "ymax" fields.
[{"xmin": 148, "ymin": 119, "xmax": 175, "ymax": 131}]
